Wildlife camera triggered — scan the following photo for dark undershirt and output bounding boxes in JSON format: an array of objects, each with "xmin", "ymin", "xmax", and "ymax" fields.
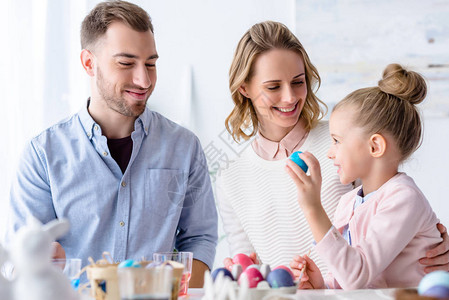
[{"xmin": 107, "ymin": 136, "xmax": 133, "ymax": 174}]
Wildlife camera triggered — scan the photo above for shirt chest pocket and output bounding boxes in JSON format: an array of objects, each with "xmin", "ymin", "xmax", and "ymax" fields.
[{"xmin": 144, "ymin": 168, "xmax": 187, "ymax": 217}]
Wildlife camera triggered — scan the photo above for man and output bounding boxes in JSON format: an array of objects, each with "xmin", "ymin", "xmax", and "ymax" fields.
[{"xmin": 4, "ymin": 0, "xmax": 217, "ymax": 287}]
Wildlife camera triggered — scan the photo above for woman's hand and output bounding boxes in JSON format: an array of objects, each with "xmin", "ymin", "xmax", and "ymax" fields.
[
  {"xmin": 285, "ymin": 152, "xmax": 322, "ymax": 212},
  {"xmin": 223, "ymin": 252, "xmax": 259, "ymax": 271},
  {"xmin": 290, "ymin": 254, "xmax": 325, "ymax": 289},
  {"xmin": 419, "ymin": 223, "xmax": 449, "ymax": 272}
]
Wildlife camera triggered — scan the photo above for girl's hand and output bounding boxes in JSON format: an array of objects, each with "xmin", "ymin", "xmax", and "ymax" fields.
[
  {"xmin": 286, "ymin": 151, "xmax": 322, "ymax": 211},
  {"xmin": 287, "ymin": 152, "xmax": 332, "ymax": 242},
  {"xmin": 290, "ymin": 254, "xmax": 325, "ymax": 289}
]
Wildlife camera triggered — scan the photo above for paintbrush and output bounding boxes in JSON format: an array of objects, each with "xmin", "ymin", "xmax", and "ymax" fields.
[{"xmin": 298, "ymin": 249, "xmax": 311, "ymax": 281}]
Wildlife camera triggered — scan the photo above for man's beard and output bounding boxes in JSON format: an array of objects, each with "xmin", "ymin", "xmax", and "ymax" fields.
[{"xmin": 96, "ymin": 67, "xmax": 149, "ymax": 117}]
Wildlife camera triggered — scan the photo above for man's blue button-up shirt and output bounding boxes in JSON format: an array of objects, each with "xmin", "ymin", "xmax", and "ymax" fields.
[{"xmin": 5, "ymin": 105, "xmax": 218, "ymax": 270}]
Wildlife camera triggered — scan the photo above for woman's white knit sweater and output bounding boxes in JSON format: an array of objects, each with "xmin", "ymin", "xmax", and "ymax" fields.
[{"xmin": 216, "ymin": 121, "xmax": 354, "ymax": 271}]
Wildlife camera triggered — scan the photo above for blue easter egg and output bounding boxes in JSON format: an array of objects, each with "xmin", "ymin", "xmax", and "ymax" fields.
[
  {"xmin": 418, "ymin": 271, "xmax": 449, "ymax": 295},
  {"xmin": 289, "ymin": 151, "xmax": 308, "ymax": 173},
  {"xmin": 422, "ymin": 285, "xmax": 449, "ymax": 299},
  {"xmin": 266, "ymin": 268, "xmax": 295, "ymax": 288},
  {"xmin": 118, "ymin": 259, "xmax": 141, "ymax": 268},
  {"xmin": 71, "ymin": 278, "xmax": 80, "ymax": 290},
  {"xmin": 212, "ymin": 268, "xmax": 234, "ymax": 281}
]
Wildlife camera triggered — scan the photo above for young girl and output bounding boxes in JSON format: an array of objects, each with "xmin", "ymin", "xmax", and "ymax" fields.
[{"xmin": 286, "ymin": 63, "xmax": 442, "ymax": 289}]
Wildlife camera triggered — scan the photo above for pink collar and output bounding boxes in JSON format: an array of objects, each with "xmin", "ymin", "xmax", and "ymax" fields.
[{"xmin": 252, "ymin": 119, "xmax": 309, "ymax": 160}]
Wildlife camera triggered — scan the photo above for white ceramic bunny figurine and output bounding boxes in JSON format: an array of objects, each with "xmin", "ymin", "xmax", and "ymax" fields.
[
  {"xmin": 0, "ymin": 244, "xmax": 13, "ymax": 300},
  {"xmin": 10, "ymin": 217, "xmax": 79, "ymax": 300}
]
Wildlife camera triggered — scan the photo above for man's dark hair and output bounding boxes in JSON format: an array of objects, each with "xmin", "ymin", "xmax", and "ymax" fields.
[{"xmin": 81, "ymin": 0, "xmax": 153, "ymax": 50}]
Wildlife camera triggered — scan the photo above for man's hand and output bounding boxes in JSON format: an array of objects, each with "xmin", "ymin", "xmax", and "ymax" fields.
[
  {"xmin": 190, "ymin": 259, "xmax": 209, "ymax": 288},
  {"xmin": 52, "ymin": 242, "xmax": 66, "ymax": 260},
  {"xmin": 419, "ymin": 223, "xmax": 449, "ymax": 273}
]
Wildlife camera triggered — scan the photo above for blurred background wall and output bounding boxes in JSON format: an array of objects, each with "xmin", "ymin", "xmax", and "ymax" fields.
[{"xmin": 1, "ymin": 0, "xmax": 448, "ymax": 268}]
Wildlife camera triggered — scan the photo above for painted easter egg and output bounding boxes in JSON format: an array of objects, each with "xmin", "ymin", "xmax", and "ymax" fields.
[
  {"xmin": 118, "ymin": 259, "xmax": 141, "ymax": 268},
  {"xmin": 418, "ymin": 271, "xmax": 449, "ymax": 298},
  {"xmin": 211, "ymin": 268, "xmax": 234, "ymax": 281},
  {"xmin": 272, "ymin": 265, "xmax": 295, "ymax": 279},
  {"xmin": 422, "ymin": 285, "xmax": 449, "ymax": 299},
  {"xmin": 232, "ymin": 253, "xmax": 254, "ymax": 271},
  {"xmin": 266, "ymin": 268, "xmax": 295, "ymax": 288},
  {"xmin": 289, "ymin": 151, "xmax": 308, "ymax": 173},
  {"xmin": 238, "ymin": 268, "xmax": 264, "ymax": 288}
]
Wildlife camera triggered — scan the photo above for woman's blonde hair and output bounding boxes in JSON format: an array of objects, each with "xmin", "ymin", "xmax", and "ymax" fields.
[
  {"xmin": 226, "ymin": 21, "xmax": 326, "ymax": 142},
  {"xmin": 334, "ymin": 63, "xmax": 427, "ymax": 161}
]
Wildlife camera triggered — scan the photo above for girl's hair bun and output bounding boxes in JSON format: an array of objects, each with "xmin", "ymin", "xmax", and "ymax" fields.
[{"xmin": 378, "ymin": 63, "xmax": 427, "ymax": 105}]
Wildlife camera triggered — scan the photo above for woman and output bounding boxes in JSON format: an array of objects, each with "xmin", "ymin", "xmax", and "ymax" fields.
[{"xmin": 217, "ymin": 21, "xmax": 449, "ymax": 273}]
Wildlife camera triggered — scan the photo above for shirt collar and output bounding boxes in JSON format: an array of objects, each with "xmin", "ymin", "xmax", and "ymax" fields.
[
  {"xmin": 79, "ymin": 99, "xmax": 96, "ymax": 140},
  {"xmin": 78, "ymin": 98, "xmax": 151, "ymax": 140},
  {"xmin": 136, "ymin": 106, "xmax": 151, "ymax": 136},
  {"xmin": 253, "ymin": 119, "xmax": 308, "ymax": 159},
  {"xmin": 354, "ymin": 187, "xmax": 376, "ymax": 209}
]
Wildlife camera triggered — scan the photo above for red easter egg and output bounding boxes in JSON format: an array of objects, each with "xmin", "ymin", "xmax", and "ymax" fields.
[
  {"xmin": 273, "ymin": 265, "xmax": 295, "ymax": 279},
  {"xmin": 232, "ymin": 253, "xmax": 254, "ymax": 271},
  {"xmin": 238, "ymin": 267, "xmax": 264, "ymax": 288}
]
